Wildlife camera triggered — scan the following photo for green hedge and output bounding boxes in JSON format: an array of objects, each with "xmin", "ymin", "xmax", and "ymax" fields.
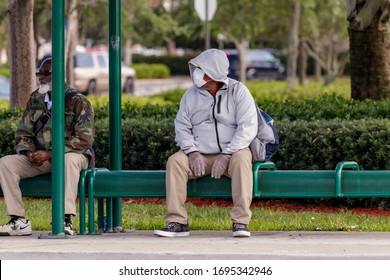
[
  {"xmin": 95, "ymin": 93, "xmax": 390, "ymax": 122},
  {"xmin": 261, "ymin": 94, "xmax": 390, "ymax": 121},
  {"xmin": 0, "ymin": 66, "xmax": 10, "ymax": 79},
  {"xmin": 2, "ymin": 97, "xmax": 390, "ymax": 171},
  {"xmin": 2, "ymin": 114, "xmax": 389, "ymax": 209},
  {"xmin": 94, "ymin": 103, "xmax": 178, "ymax": 120},
  {"xmin": 133, "ymin": 54, "xmax": 199, "ymax": 76},
  {"xmin": 272, "ymin": 119, "xmax": 390, "ymax": 170},
  {"xmin": 91, "ymin": 117, "xmax": 390, "ymax": 171},
  {"xmin": 0, "ymin": 118, "xmax": 19, "ymax": 158},
  {"xmin": 147, "ymin": 92, "xmax": 390, "ymax": 121},
  {"xmin": 2, "ymin": 92, "xmax": 389, "ymax": 208},
  {"xmin": 132, "ymin": 63, "xmax": 170, "ymax": 79}
]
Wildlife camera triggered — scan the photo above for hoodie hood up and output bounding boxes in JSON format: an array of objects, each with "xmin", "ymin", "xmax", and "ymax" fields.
[{"xmin": 188, "ymin": 49, "xmax": 229, "ymax": 86}]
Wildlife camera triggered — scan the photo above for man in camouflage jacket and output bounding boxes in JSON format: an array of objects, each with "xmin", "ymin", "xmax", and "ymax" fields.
[{"xmin": 0, "ymin": 57, "xmax": 95, "ymax": 236}]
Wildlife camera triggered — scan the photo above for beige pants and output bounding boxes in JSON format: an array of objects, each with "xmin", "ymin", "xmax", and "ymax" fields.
[
  {"xmin": 0, "ymin": 153, "xmax": 88, "ymax": 217},
  {"xmin": 165, "ymin": 148, "xmax": 253, "ymax": 225}
]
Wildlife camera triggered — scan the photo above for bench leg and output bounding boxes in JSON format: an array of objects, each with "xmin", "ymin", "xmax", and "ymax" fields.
[
  {"xmin": 106, "ymin": 198, "xmax": 114, "ymax": 232},
  {"xmin": 86, "ymin": 168, "xmax": 109, "ymax": 235},
  {"xmin": 78, "ymin": 169, "xmax": 92, "ymax": 235},
  {"xmin": 97, "ymin": 198, "xmax": 105, "ymax": 232},
  {"xmin": 113, "ymin": 198, "xmax": 123, "ymax": 232},
  {"xmin": 88, "ymin": 177, "xmax": 95, "ymax": 235}
]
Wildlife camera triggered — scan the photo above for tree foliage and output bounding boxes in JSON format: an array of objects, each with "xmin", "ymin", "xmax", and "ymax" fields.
[
  {"xmin": 1, "ymin": 0, "xmax": 389, "ymax": 101},
  {"xmin": 301, "ymin": 0, "xmax": 349, "ymax": 85},
  {"xmin": 212, "ymin": 0, "xmax": 271, "ymax": 81}
]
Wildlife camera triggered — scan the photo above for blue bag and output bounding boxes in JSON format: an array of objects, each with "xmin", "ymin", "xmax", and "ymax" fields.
[{"xmin": 249, "ymin": 106, "xmax": 279, "ymax": 162}]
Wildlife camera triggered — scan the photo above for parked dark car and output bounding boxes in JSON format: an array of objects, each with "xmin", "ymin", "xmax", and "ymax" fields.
[{"xmin": 225, "ymin": 49, "xmax": 286, "ymax": 81}]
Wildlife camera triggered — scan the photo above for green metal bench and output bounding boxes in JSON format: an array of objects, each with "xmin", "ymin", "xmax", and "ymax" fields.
[
  {"xmin": 0, "ymin": 173, "xmax": 53, "ymax": 198},
  {"xmin": 2, "ymin": 161, "xmax": 390, "ymax": 235},
  {"xmin": 80, "ymin": 162, "xmax": 275, "ymax": 234},
  {"xmin": 80, "ymin": 161, "xmax": 390, "ymax": 235},
  {"xmin": 0, "ymin": 172, "xmax": 89, "ymax": 233}
]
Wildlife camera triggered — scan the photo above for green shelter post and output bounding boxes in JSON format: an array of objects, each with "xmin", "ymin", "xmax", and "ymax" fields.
[
  {"xmin": 109, "ymin": 0, "xmax": 123, "ymax": 231},
  {"xmin": 49, "ymin": 0, "xmax": 124, "ymax": 234},
  {"xmin": 51, "ymin": 0, "xmax": 65, "ymax": 236}
]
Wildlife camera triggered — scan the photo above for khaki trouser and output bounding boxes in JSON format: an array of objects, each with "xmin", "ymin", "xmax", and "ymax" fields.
[
  {"xmin": 165, "ymin": 148, "xmax": 253, "ymax": 225},
  {"xmin": 0, "ymin": 153, "xmax": 88, "ymax": 217}
]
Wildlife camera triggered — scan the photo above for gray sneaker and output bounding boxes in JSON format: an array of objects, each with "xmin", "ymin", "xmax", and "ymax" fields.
[
  {"xmin": 232, "ymin": 223, "xmax": 250, "ymax": 237},
  {"xmin": 0, "ymin": 217, "xmax": 32, "ymax": 236},
  {"xmin": 154, "ymin": 222, "xmax": 190, "ymax": 237}
]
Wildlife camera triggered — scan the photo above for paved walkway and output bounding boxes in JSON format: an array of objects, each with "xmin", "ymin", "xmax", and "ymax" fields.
[
  {"xmin": 1, "ymin": 230, "xmax": 390, "ymax": 260},
  {"xmin": 134, "ymin": 76, "xmax": 192, "ymax": 96}
]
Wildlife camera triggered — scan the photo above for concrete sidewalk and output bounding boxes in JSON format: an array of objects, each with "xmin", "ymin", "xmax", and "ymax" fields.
[{"xmin": 1, "ymin": 230, "xmax": 390, "ymax": 260}]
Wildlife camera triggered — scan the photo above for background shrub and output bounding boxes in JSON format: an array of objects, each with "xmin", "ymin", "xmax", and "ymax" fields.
[
  {"xmin": 91, "ymin": 115, "xmax": 390, "ymax": 171},
  {"xmin": 273, "ymin": 119, "xmax": 390, "ymax": 170},
  {"xmin": 2, "ymin": 80, "xmax": 390, "ymax": 208},
  {"xmin": 132, "ymin": 54, "xmax": 199, "ymax": 75},
  {"xmin": 0, "ymin": 118, "xmax": 18, "ymax": 158},
  {"xmin": 0, "ymin": 66, "xmax": 10, "ymax": 79},
  {"xmin": 2, "ymin": 80, "xmax": 390, "ymax": 172},
  {"xmin": 132, "ymin": 63, "xmax": 170, "ymax": 79}
]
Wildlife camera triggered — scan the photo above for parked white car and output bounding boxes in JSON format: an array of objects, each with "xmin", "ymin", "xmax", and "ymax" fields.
[{"xmin": 74, "ymin": 49, "xmax": 136, "ymax": 95}]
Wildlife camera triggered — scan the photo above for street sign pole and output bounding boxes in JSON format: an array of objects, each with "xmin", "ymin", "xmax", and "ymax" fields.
[
  {"xmin": 195, "ymin": 0, "xmax": 217, "ymax": 50},
  {"xmin": 205, "ymin": 0, "xmax": 210, "ymax": 49}
]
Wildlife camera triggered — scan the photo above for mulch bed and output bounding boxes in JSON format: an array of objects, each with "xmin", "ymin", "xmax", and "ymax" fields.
[{"xmin": 123, "ymin": 197, "xmax": 390, "ymax": 218}]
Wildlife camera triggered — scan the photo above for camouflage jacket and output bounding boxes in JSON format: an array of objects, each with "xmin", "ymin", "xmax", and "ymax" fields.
[{"xmin": 14, "ymin": 85, "xmax": 95, "ymax": 165}]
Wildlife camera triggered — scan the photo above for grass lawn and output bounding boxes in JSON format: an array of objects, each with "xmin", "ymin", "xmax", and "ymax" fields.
[{"xmin": 0, "ymin": 198, "xmax": 389, "ymax": 232}]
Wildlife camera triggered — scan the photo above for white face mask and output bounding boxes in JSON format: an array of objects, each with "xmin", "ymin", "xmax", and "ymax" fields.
[
  {"xmin": 192, "ymin": 68, "xmax": 207, "ymax": 88},
  {"xmin": 38, "ymin": 82, "xmax": 51, "ymax": 95}
]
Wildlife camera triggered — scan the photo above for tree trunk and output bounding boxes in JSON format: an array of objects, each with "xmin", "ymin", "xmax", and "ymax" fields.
[
  {"xmin": 33, "ymin": 3, "xmax": 45, "ymax": 66},
  {"xmin": 166, "ymin": 39, "xmax": 176, "ymax": 55},
  {"xmin": 123, "ymin": 38, "xmax": 132, "ymax": 65},
  {"xmin": 287, "ymin": 1, "xmax": 301, "ymax": 89},
  {"xmin": 349, "ymin": 17, "xmax": 390, "ymax": 99},
  {"xmin": 347, "ymin": 0, "xmax": 390, "ymax": 100},
  {"xmin": 33, "ymin": 14, "xmax": 41, "ymax": 66},
  {"xmin": 298, "ymin": 38, "xmax": 307, "ymax": 85},
  {"xmin": 314, "ymin": 59, "xmax": 322, "ymax": 81},
  {"xmin": 8, "ymin": 0, "xmax": 36, "ymax": 108},
  {"xmin": 233, "ymin": 39, "xmax": 248, "ymax": 83},
  {"xmin": 65, "ymin": 0, "xmax": 78, "ymax": 87}
]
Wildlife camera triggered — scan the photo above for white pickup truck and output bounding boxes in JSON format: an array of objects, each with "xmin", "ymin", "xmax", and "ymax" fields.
[{"xmin": 74, "ymin": 49, "xmax": 136, "ymax": 95}]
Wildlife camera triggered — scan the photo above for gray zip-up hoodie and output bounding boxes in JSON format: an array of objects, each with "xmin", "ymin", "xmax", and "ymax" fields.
[{"xmin": 175, "ymin": 49, "xmax": 258, "ymax": 155}]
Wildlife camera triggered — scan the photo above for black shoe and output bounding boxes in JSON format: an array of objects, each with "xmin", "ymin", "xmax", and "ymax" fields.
[
  {"xmin": 154, "ymin": 222, "xmax": 190, "ymax": 237},
  {"xmin": 232, "ymin": 223, "xmax": 250, "ymax": 237}
]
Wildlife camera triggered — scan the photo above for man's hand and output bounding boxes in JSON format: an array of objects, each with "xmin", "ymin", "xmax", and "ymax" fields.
[
  {"xmin": 27, "ymin": 150, "xmax": 52, "ymax": 166},
  {"xmin": 211, "ymin": 154, "xmax": 231, "ymax": 179},
  {"xmin": 188, "ymin": 151, "xmax": 205, "ymax": 177}
]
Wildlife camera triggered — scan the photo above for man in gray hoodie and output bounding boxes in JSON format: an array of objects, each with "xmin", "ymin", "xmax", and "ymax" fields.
[{"xmin": 154, "ymin": 49, "xmax": 258, "ymax": 238}]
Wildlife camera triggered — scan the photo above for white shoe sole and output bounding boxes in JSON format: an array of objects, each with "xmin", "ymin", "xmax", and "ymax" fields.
[
  {"xmin": 0, "ymin": 230, "xmax": 32, "ymax": 236},
  {"xmin": 233, "ymin": 230, "xmax": 251, "ymax": 237},
  {"xmin": 65, "ymin": 228, "xmax": 75, "ymax": 236},
  {"xmin": 154, "ymin": 230, "xmax": 190, "ymax": 237}
]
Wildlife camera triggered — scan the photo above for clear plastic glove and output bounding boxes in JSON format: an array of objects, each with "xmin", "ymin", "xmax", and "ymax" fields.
[
  {"xmin": 188, "ymin": 151, "xmax": 205, "ymax": 177},
  {"xmin": 211, "ymin": 154, "xmax": 231, "ymax": 179}
]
